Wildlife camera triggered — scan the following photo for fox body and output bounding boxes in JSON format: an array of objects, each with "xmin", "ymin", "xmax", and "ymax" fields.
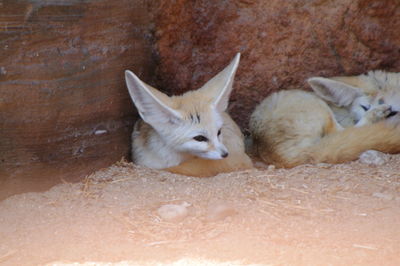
[
  {"xmin": 125, "ymin": 54, "xmax": 252, "ymax": 177},
  {"xmin": 249, "ymin": 71, "xmax": 400, "ymax": 168}
]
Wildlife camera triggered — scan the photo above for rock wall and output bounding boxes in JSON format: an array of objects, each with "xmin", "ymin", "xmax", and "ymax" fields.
[
  {"xmin": 155, "ymin": 0, "xmax": 400, "ymax": 129},
  {"xmin": 0, "ymin": 0, "xmax": 156, "ymax": 199}
]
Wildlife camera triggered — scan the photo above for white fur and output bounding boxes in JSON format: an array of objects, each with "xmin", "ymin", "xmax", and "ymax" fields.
[
  {"xmin": 308, "ymin": 77, "xmax": 362, "ymax": 107},
  {"xmin": 125, "ymin": 70, "xmax": 182, "ymax": 126}
]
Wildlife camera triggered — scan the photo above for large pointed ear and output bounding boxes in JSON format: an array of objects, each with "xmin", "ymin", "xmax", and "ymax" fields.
[
  {"xmin": 125, "ymin": 70, "xmax": 182, "ymax": 126},
  {"xmin": 200, "ymin": 53, "xmax": 240, "ymax": 112},
  {"xmin": 307, "ymin": 77, "xmax": 362, "ymax": 107}
]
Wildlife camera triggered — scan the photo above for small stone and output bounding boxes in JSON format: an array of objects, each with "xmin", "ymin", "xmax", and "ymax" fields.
[
  {"xmin": 206, "ymin": 202, "xmax": 237, "ymax": 222},
  {"xmin": 372, "ymin": 192, "xmax": 394, "ymax": 201},
  {"xmin": 359, "ymin": 150, "xmax": 390, "ymax": 166},
  {"xmin": 254, "ymin": 161, "xmax": 268, "ymax": 169},
  {"xmin": 157, "ymin": 202, "xmax": 189, "ymax": 222},
  {"xmin": 267, "ymin": 164, "xmax": 276, "ymax": 171},
  {"xmin": 316, "ymin": 163, "xmax": 332, "ymax": 168}
]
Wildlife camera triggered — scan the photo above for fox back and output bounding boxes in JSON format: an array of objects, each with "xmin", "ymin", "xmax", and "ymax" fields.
[{"xmin": 125, "ymin": 54, "xmax": 253, "ymax": 176}]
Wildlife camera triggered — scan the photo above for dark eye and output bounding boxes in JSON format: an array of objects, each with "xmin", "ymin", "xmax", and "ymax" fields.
[
  {"xmin": 388, "ymin": 110, "xmax": 398, "ymax": 118},
  {"xmin": 360, "ymin": 105, "xmax": 369, "ymax": 111},
  {"xmin": 193, "ymin": 135, "xmax": 208, "ymax": 142},
  {"xmin": 378, "ymin": 98, "xmax": 385, "ymax": 105},
  {"xmin": 217, "ymin": 129, "xmax": 222, "ymax": 136}
]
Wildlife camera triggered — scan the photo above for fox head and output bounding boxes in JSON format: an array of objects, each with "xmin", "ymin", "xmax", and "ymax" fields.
[
  {"xmin": 125, "ymin": 53, "xmax": 240, "ymax": 160},
  {"xmin": 308, "ymin": 71, "xmax": 399, "ymax": 123}
]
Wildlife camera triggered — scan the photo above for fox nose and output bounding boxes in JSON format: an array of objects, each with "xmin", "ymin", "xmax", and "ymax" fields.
[{"xmin": 221, "ymin": 151, "xmax": 229, "ymax": 158}]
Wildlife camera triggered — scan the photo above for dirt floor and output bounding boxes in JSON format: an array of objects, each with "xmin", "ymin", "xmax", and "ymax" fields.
[{"xmin": 1, "ymin": 155, "xmax": 400, "ymax": 266}]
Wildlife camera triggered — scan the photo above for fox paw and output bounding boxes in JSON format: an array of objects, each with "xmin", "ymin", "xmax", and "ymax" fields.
[
  {"xmin": 366, "ymin": 104, "xmax": 392, "ymax": 122},
  {"xmin": 355, "ymin": 104, "xmax": 392, "ymax": 127}
]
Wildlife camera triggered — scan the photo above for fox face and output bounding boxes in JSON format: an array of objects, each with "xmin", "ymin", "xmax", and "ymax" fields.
[
  {"xmin": 168, "ymin": 104, "xmax": 228, "ymax": 160},
  {"xmin": 125, "ymin": 54, "xmax": 240, "ymax": 160},
  {"xmin": 308, "ymin": 71, "xmax": 400, "ymax": 126}
]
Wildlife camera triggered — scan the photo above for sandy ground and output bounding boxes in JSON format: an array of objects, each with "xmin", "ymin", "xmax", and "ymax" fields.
[{"xmin": 1, "ymin": 156, "xmax": 400, "ymax": 266}]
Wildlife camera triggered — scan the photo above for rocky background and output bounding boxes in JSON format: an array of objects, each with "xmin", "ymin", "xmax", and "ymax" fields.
[
  {"xmin": 155, "ymin": 0, "xmax": 400, "ymax": 128},
  {"xmin": 1, "ymin": 0, "xmax": 399, "ymax": 198}
]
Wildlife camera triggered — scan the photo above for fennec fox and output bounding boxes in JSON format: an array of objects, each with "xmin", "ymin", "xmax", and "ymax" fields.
[
  {"xmin": 125, "ymin": 53, "xmax": 252, "ymax": 177},
  {"xmin": 249, "ymin": 71, "xmax": 400, "ymax": 168}
]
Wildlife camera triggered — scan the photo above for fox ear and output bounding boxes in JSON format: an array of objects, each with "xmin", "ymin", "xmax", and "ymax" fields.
[
  {"xmin": 201, "ymin": 53, "xmax": 240, "ymax": 112},
  {"xmin": 307, "ymin": 77, "xmax": 362, "ymax": 107},
  {"xmin": 125, "ymin": 70, "xmax": 182, "ymax": 126}
]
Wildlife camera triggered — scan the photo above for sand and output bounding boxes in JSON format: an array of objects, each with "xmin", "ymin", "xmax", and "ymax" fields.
[{"xmin": 1, "ymin": 156, "xmax": 400, "ymax": 266}]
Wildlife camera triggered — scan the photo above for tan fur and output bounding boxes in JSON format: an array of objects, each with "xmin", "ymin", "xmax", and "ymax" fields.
[
  {"xmin": 250, "ymin": 71, "xmax": 400, "ymax": 168},
  {"xmin": 306, "ymin": 121, "xmax": 400, "ymax": 164}
]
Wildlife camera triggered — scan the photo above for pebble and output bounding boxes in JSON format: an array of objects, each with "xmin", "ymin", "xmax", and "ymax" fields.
[
  {"xmin": 359, "ymin": 150, "xmax": 390, "ymax": 166},
  {"xmin": 157, "ymin": 202, "xmax": 189, "ymax": 222},
  {"xmin": 316, "ymin": 163, "xmax": 332, "ymax": 169}
]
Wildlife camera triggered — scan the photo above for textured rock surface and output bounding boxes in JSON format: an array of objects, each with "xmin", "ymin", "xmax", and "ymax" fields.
[
  {"xmin": 0, "ymin": 0, "xmax": 156, "ymax": 199},
  {"xmin": 155, "ymin": 0, "xmax": 400, "ymax": 129}
]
